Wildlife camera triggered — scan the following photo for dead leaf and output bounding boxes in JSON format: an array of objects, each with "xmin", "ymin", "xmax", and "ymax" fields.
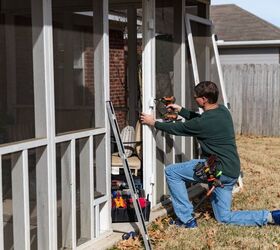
[
  {"xmin": 272, "ymin": 242, "xmax": 278, "ymax": 247},
  {"xmin": 204, "ymin": 211, "xmax": 211, "ymax": 220}
]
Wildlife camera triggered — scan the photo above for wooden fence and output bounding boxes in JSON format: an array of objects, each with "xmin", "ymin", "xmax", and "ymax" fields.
[{"xmin": 223, "ymin": 64, "xmax": 280, "ymax": 136}]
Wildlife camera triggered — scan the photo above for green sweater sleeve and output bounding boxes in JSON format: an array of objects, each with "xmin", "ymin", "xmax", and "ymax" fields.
[
  {"xmin": 179, "ymin": 107, "xmax": 200, "ymax": 120},
  {"xmin": 155, "ymin": 117, "xmax": 202, "ymax": 136}
]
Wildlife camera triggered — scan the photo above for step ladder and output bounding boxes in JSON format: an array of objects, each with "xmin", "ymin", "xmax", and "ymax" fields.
[{"xmin": 106, "ymin": 101, "xmax": 152, "ymax": 250}]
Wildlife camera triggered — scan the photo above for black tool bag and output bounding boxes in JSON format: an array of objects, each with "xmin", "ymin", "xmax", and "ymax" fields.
[{"xmin": 194, "ymin": 155, "xmax": 220, "ymax": 182}]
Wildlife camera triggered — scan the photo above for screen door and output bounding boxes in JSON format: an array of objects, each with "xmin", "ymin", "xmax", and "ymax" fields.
[{"xmin": 185, "ymin": 14, "xmax": 229, "ymax": 109}]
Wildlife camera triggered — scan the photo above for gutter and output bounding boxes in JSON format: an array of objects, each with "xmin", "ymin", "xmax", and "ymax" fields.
[{"xmin": 217, "ymin": 40, "xmax": 280, "ymax": 48}]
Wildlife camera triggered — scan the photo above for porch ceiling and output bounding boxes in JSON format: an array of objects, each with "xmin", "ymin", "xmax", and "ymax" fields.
[
  {"xmin": 109, "ymin": 0, "xmax": 142, "ymax": 9},
  {"xmin": 1, "ymin": 0, "xmax": 210, "ymax": 15},
  {"xmin": 109, "ymin": 0, "xmax": 210, "ymax": 9}
]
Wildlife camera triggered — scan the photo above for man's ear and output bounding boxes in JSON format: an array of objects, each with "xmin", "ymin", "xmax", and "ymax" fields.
[{"xmin": 202, "ymin": 96, "xmax": 208, "ymax": 104}]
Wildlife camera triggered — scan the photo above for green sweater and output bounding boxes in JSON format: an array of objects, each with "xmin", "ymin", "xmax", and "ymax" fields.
[{"xmin": 155, "ymin": 105, "xmax": 240, "ymax": 178}]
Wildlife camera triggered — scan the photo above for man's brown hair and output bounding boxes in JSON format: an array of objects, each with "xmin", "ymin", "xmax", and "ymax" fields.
[{"xmin": 194, "ymin": 81, "xmax": 219, "ymax": 104}]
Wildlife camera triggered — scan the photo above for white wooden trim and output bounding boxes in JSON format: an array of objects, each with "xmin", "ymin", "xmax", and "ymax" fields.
[
  {"xmin": 212, "ymin": 34, "xmax": 229, "ymax": 108},
  {"xmin": 61, "ymin": 140, "xmax": 76, "ymax": 248},
  {"xmin": 79, "ymin": 137, "xmax": 94, "ymax": 239},
  {"xmin": 94, "ymin": 0, "xmax": 107, "ymax": 129},
  {"xmin": 142, "ymin": 0, "xmax": 156, "ymax": 207},
  {"xmin": 31, "ymin": 0, "xmax": 57, "ymax": 247},
  {"xmin": 185, "ymin": 15, "xmax": 200, "ymax": 85},
  {"xmin": 94, "ymin": 205, "xmax": 100, "ymax": 238},
  {"xmin": 12, "ymin": 150, "xmax": 30, "ymax": 250},
  {"xmin": 163, "ymin": 135, "xmax": 168, "ymax": 194},
  {"xmin": 93, "ymin": 0, "xmax": 111, "ymax": 234},
  {"xmin": 88, "ymin": 135, "xmax": 95, "ymax": 237},
  {"xmin": 93, "ymin": 195, "xmax": 109, "ymax": 206},
  {"xmin": 0, "ymin": 156, "xmax": 3, "ymax": 250},
  {"xmin": 55, "ymin": 128, "xmax": 106, "ymax": 143},
  {"xmin": 185, "ymin": 13, "xmax": 212, "ymax": 26},
  {"xmin": 0, "ymin": 138, "xmax": 48, "ymax": 155},
  {"xmin": 103, "ymin": 0, "xmax": 111, "ymax": 233}
]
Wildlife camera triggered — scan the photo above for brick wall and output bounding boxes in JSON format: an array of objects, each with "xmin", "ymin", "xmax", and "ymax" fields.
[
  {"xmin": 84, "ymin": 30, "xmax": 94, "ymax": 106},
  {"xmin": 76, "ymin": 28, "xmax": 128, "ymax": 129},
  {"xmin": 109, "ymin": 29, "xmax": 127, "ymax": 130}
]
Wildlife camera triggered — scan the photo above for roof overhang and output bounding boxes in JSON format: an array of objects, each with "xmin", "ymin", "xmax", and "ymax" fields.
[{"xmin": 198, "ymin": 0, "xmax": 210, "ymax": 4}]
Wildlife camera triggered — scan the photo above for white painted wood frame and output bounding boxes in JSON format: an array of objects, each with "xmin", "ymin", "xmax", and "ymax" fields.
[
  {"xmin": 11, "ymin": 151, "xmax": 30, "ymax": 250},
  {"xmin": 0, "ymin": 139, "xmax": 48, "ymax": 155},
  {"xmin": 155, "ymin": 130, "xmax": 166, "ymax": 202},
  {"xmin": 31, "ymin": 0, "xmax": 57, "ymax": 248},
  {"xmin": 212, "ymin": 34, "xmax": 230, "ymax": 108},
  {"xmin": 79, "ymin": 137, "xmax": 94, "ymax": 239},
  {"xmin": 142, "ymin": 0, "xmax": 156, "ymax": 206},
  {"xmin": 93, "ymin": 0, "xmax": 111, "ymax": 236},
  {"xmin": 55, "ymin": 128, "xmax": 106, "ymax": 143},
  {"xmin": 61, "ymin": 140, "xmax": 76, "ymax": 249}
]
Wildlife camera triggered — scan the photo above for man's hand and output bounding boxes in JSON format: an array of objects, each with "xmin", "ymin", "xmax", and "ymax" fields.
[
  {"xmin": 166, "ymin": 103, "xmax": 182, "ymax": 112},
  {"xmin": 140, "ymin": 113, "xmax": 155, "ymax": 126}
]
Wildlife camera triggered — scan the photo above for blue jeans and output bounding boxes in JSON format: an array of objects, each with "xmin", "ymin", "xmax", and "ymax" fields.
[{"xmin": 165, "ymin": 159, "xmax": 269, "ymax": 226}]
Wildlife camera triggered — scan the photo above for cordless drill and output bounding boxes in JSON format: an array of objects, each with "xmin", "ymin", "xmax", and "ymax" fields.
[{"xmin": 155, "ymin": 96, "xmax": 178, "ymax": 121}]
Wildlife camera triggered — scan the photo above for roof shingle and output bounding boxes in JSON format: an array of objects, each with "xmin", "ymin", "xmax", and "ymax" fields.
[{"xmin": 210, "ymin": 4, "xmax": 280, "ymax": 41}]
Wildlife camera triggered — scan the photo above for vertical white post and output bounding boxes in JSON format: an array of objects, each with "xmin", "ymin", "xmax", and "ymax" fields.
[
  {"xmin": 11, "ymin": 150, "xmax": 30, "ymax": 250},
  {"xmin": 142, "ymin": 0, "xmax": 156, "ymax": 206},
  {"xmin": 31, "ymin": 0, "xmax": 57, "ymax": 248},
  {"xmin": 94, "ymin": 205, "xmax": 100, "ymax": 238},
  {"xmin": 61, "ymin": 140, "xmax": 76, "ymax": 248},
  {"xmin": 0, "ymin": 156, "xmax": 4, "ymax": 250},
  {"xmin": 79, "ymin": 137, "xmax": 94, "ymax": 240},
  {"xmin": 93, "ymin": 0, "xmax": 111, "ymax": 233}
]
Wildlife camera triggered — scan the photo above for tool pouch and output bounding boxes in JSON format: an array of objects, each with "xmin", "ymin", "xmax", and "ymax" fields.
[{"xmin": 194, "ymin": 155, "xmax": 220, "ymax": 183}]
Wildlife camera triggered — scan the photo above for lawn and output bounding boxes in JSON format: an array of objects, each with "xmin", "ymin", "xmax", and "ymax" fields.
[{"xmin": 112, "ymin": 136, "xmax": 280, "ymax": 250}]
